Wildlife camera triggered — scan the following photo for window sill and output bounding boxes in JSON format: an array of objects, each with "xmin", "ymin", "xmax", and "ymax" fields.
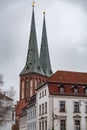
[
  {"xmin": 73, "ymin": 112, "xmax": 81, "ymax": 113},
  {"xmin": 59, "ymin": 111, "xmax": 66, "ymax": 113}
]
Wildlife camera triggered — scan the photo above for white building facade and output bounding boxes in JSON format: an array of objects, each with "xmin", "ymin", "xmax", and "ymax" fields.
[
  {"xmin": 27, "ymin": 104, "xmax": 36, "ymax": 130},
  {"xmin": 19, "ymin": 111, "xmax": 27, "ymax": 130},
  {"xmin": 36, "ymin": 71, "xmax": 87, "ymax": 130},
  {"xmin": 36, "ymin": 84, "xmax": 53, "ymax": 130},
  {"xmin": 27, "ymin": 95, "xmax": 36, "ymax": 130},
  {"xmin": 53, "ymin": 96, "xmax": 87, "ymax": 130}
]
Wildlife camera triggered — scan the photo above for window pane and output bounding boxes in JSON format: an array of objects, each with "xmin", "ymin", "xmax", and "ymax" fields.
[
  {"xmin": 39, "ymin": 105, "xmax": 41, "ymax": 116},
  {"xmin": 26, "ymin": 79, "xmax": 29, "ymax": 97},
  {"xmin": 30, "ymin": 78, "xmax": 33, "ymax": 97},
  {"xmin": 74, "ymin": 102, "xmax": 79, "ymax": 113},
  {"xmin": 60, "ymin": 101, "xmax": 65, "ymax": 112},
  {"xmin": 21, "ymin": 81, "xmax": 24, "ymax": 99},
  {"xmin": 75, "ymin": 120, "xmax": 80, "ymax": 130},
  {"xmin": 60, "ymin": 120, "xmax": 66, "ymax": 130},
  {"xmin": 45, "ymin": 120, "xmax": 47, "ymax": 130},
  {"xmin": 85, "ymin": 88, "xmax": 87, "ymax": 94},
  {"xmin": 59, "ymin": 85, "xmax": 65, "ymax": 93},
  {"xmin": 39, "ymin": 122, "xmax": 41, "ymax": 130},
  {"xmin": 45, "ymin": 102, "xmax": 47, "ymax": 113}
]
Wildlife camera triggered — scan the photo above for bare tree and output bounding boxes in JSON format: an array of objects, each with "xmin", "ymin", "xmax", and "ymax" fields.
[
  {"xmin": 0, "ymin": 76, "xmax": 15, "ymax": 126},
  {"xmin": 0, "ymin": 74, "xmax": 4, "ymax": 87}
]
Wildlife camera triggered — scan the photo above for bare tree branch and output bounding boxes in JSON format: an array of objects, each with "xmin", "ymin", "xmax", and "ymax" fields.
[{"xmin": 0, "ymin": 74, "xmax": 4, "ymax": 87}]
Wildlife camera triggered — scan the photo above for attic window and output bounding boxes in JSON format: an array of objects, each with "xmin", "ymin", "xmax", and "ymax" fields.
[
  {"xmin": 84, "ymin": 87, "xmax": 87, "ymax": 94},
  {"xmin": 59, "ymin": 85, "xmax": 65, "ymax": 93},
  {"xmin": 73, "ymin": 85, "xmax": 78, "ymax": 93}
]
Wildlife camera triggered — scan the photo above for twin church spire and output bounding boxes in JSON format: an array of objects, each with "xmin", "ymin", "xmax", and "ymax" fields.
[{"xmin": 20, "ymin": 5, "xmax": 52, "ymax": 76}]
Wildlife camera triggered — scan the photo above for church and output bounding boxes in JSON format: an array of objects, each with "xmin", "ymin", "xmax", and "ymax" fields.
[
  {"xmin": 13, "ymin": 3, "xmax": 87, "ymax": 130},
  {"xmin": 13, "ymin": 2, "xmax": 52, "ymax": 130}
]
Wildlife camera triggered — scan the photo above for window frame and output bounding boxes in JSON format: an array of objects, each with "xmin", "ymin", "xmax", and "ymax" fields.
[
  {"xmin": 60, "ymin": 120, "xmax": 66, "ymax": 130},
  {"xmin": 59, "ymin": 85, "xmax": 65, "ymax": 93},
  {"xmin": 73, "ymin": 85, "xmax": 79, "ymax": 94},
  {"xmin": 60, "ymin": 101, "xmax": 66, "ymax": 112},
  {"xmin": 74, "ymin": 102, "xmax": 80, "ymax": 113},
  {"xmin": 74, "ymin": 120, "xmax": 80, "ymax": 130}
]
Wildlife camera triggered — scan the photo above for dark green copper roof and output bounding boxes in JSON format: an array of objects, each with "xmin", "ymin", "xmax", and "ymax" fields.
[
  {"xmin": 40, "ymin": 13, "xmax": 53, "ymax": 76},
  {"xmin": 20, "ymin": 7, "xmax": 44, "ymax": 75}
]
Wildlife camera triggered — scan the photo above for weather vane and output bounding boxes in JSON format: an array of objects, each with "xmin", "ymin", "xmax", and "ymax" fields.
[{"xmin": 32, "ymin": 0, "xmax": 35, "ymax": 7}]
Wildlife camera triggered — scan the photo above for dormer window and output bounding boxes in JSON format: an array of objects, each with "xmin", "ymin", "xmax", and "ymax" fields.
[
  {"xmin": 73, "ymin": 85, "xmax": 78, "ymax": 93},
  {"xmin": 59, "ymin": 85, "xmax": 65, "ymax": 93},
  {"xmin": 84, "ymin": 87, "xmax": 87, "ymax": 94}
]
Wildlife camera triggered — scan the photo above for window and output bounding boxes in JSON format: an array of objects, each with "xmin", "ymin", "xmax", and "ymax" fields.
[
  {"xmin": 45, "ymin": 102, "xmax": 47, "ymax": 113},
  {"xmin": 30, "ymin": 78, "xmax": 33, "ymax": 97},
  {"xmin": 73, "ymin": 86, "xmax": 78, "ymax": 93},
  {"xmin": 74, "ymin": 102, "xmax": 80, "ymax": 113},
  {"xmin": 84, "ymin": 87, "xmax": 87, "ymax": 94},
  {"xmin": 39, "ymin": 93, "xmax": 41, "ymax": 98},
  {"xmin": 39, "ymin": 105, "xmax": 41, "ymax": 116},
  {"xmin": 42, "ymin": 80, "xmax": 45, "ymax": 84},
  {"xmin": 45, "ymin": 89, "xmax": 47, "ymax": 95},
  {"xmin": 75, "ymin": 120, "xmax": 80, "ymax": 130},
  {"xmin": 59, "ymin": 85, "xmax": 65, "ymax": 93},
  {"xmin": 35, "ymin": 78, "xmax": 37, "ymax": 91},
  {"xmin": 25, "ymin": 79, "xmax": 29, "ymax": 97},
  {"xmin": 60, "ymin": 101, "xmax": 65, "ymax": 112},
  {"xmin": 39, "ymin": 122, "xmax": 41, "ymax": 130},
  {"xmin": 42, "ymin": 91, "xmax": 44, "ymax": 97},
  {"xmin": 33, "ymin": 110, "xmax": 34, "ymax": 118},
  {"xmin": 45, "ymin": 120, "xmax": 47, "ymax": 130},
  {"xmin": 21, "ymin": 81, "xmax": 24, "ymax": 99},
  {"xmin": 42, "ymin": 121, "xmax": 44, "ymax": 130},
  {"xmin": 38, "ymin": 78, "xmax": 41, "ymax": 86},
  {"xmin": 42, "ymin": 104, "xmax": 44, "ymax": 114},
  {"xmin": 86, "ymin": 104, "xmax": 87, "ymax": 113},
  {"xmin": 60, "ymin": 120, "xmax": 66, "ymax": 130}
]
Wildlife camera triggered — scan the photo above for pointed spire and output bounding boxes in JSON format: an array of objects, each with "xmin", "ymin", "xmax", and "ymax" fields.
[
  {"xmin": 20, "ymin": 4, "xmax": 44, "ymax": 75},
  {"xmin": 40, "ymin": 12, "xmax": 53, "ymax": 76}
]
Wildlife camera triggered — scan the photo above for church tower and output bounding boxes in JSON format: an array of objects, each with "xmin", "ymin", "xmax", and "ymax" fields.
[
  {"xmin": 19, "ymin": 4, "xmax": 49, "ymax": 102},
  {"xmin": 16, "ymin": 4, "xmax": 52, "ymax": 119},
  {"xmin": 40, "ymin": 12, "xmax": 53, "ymax": 76}
]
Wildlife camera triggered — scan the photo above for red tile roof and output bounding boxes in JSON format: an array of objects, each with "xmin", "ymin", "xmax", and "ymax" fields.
[
  {"xmin": 48, "ymin": 70, "xmax": 87, "ymax": 84},
  {"xmin": 47, "ymin": 70, "xmax": 87, "ymax": 96}
]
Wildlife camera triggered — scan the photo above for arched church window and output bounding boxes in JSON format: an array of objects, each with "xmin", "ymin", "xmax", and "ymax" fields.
[
  {"xmin": 25, "ymin": 78, "xmax": 29, "ymax": 97},
  {"xmin": 21, "ymin": 81, "xmax": 24, "ymax": 99},
  {"xmin": 30, "ymin": 78, "xmax": 33, "ymax": 97},
  {"xmin": 38, "ymin": 78, "xmax": 41, "ymax": 86},
  {"xmin": 35, "ymin": 78, "xmax": 37, "ymax": 91}
]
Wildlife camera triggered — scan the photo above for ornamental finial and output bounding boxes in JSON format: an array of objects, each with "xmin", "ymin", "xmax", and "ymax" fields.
[
  {"xmin": 32, "ymin": 1, "xmax": 35, "ymax": 7},
  {"xmin": 43, "ymin": 11, "xmax": 46, "ymax": 15}
]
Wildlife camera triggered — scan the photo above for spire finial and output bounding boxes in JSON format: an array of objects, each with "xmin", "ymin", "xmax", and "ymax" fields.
[
  {"xmin": 32, "ymin": 1, "xmax": 35, "ymax": 7},
  {"xmin": 43, "ymin": 11, "xmax": 46, "ymax": 15}
]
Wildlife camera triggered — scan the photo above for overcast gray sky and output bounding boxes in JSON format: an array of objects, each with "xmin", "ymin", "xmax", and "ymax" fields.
[{"xmin": 0, "ymin": 0, "xmax": 87, "ymax": 99}]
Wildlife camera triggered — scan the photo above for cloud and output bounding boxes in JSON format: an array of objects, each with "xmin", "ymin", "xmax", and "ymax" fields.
[{"xmin": 0, "ymin": 0, "xmax": 87, "ymax": 99}]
